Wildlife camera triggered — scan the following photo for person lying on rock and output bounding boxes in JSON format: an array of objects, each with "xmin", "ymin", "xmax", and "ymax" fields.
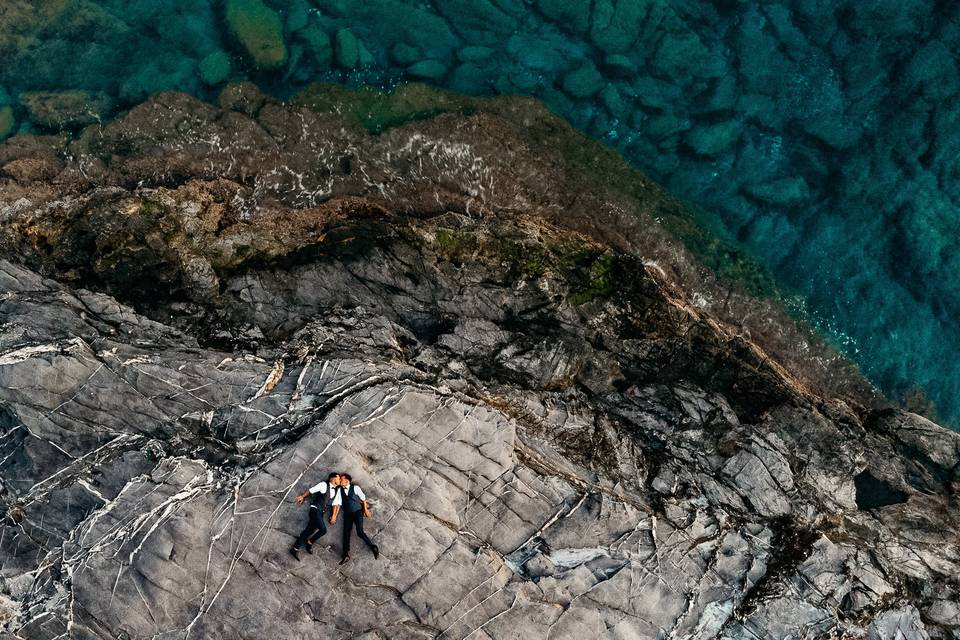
[
  {"xmin": 329, "ymin": 473, "xmax": 380, "ymax": 565},
  {"xmin": 290, "ymin": 472, "xmax": 341, "ymax": 561}
]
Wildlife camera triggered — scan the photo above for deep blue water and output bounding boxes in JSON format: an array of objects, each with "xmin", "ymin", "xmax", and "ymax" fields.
[{"xmin": 1, "ymin": 0, "xmax": 958, "ymax": 425}]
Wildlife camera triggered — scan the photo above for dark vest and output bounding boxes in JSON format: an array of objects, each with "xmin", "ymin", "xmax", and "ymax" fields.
[
  {"xmin": 342, "ymin": 485, "xmax": 363, "ymax": 513},
  {"xmin": 310, "ymin": 485, "xmax": 332, "ymax": 513}
]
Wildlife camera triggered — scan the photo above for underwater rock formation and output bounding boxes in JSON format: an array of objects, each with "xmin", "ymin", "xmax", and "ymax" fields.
[{"xmin": 0, "ymin": 85, "xmax": 957, "ymax": 639}]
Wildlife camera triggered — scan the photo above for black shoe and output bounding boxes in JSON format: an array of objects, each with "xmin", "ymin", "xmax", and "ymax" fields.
[
  {"xmin": 339, "ymin": 555, "xmax": 350, "ymax": 565},
  {"xmin": 372, "ymin": 545, "xmax": 380, "ymax": 560},
  {"xmin": 305, "ymin": 543, "xmax": 313, "ymax": 555},
  {"xmin": 289, "ymin": 547, "xmax": 300, "ymax": 561}
]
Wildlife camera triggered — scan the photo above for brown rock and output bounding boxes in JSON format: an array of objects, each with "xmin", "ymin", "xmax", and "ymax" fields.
[{"xmin": 20, "ymin": 90, "xmax": 113, "ymax": 131}]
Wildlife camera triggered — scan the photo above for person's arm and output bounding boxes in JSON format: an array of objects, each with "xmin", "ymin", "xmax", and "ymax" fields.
[
  {"xmin": 357, "ymin": 486, "xmax": 372, "ymax": 517},
  {"xmin": 296, "ymin": 481, "xmax": 325, "ymax": 504},
  {"xmin": 329, "ymin": 485, "xmax": 342, "ymax": 524}
]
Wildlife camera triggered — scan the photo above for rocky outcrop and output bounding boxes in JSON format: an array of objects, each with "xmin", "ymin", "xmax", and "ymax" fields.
[{"xmin": 0, "ymin": 86, "xmax": 957, "ymax": 639}]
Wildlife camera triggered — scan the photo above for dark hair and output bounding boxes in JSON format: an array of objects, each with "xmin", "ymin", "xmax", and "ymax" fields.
[
  {"xmin": 341, "ymin": 473, "xmax": 352, "ymax": 482},
  {"xmin": 328, "ymin": 472, "xmax": 339, "ymax": 481}
]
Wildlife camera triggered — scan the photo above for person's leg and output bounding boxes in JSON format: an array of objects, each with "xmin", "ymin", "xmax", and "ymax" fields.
[
  {"xmin": 294, "ymin": 511, "xmax": 320, "ymax": 550},
  {"xmin": 353, "ymin": 514, "xmax": 375, "ymax": 550},
  {"xmin": 341, "ymin": 511, "xmax": 353, "ymax": 559},
  {"xmin": 306, "ymin": 510, "xmax": 327, "ymax": 548}
]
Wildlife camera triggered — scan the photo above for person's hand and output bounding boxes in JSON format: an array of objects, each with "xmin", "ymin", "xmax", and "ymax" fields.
[
  {"xmin": 329, "ymin": 516, "xmax": 337, "ymax": 525},
  {"xmin": 363, "ymin": 509, "xmax": 373, "ymax": 518},
  {"xmin": 296, "ymin": 494, "xmax": 305, "ymax": 505}
]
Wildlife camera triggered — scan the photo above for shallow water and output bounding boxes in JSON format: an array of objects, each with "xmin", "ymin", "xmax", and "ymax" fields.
[{"xmin": 1, "ymin": 0, "xmax": 957, "ymax": 424}]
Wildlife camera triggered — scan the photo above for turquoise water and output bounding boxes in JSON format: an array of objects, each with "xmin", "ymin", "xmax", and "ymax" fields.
[{"xmin": 1, "ymin": 0, "xmax": 958, "ymax": 424}]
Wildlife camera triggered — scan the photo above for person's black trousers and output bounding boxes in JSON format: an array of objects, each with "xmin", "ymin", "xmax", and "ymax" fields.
[
  {"xmin": 342, "ymin": 510, "xmax": 375, "ymax": 557},
  {"xmin": 294, "ymin": 507, "xmax": 327, "ymax": 549}
]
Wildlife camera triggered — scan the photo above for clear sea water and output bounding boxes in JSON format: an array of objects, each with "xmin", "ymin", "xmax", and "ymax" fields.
[{"xmin": 2, "ymin": 0, "xmax": 957, "ymax": 425}]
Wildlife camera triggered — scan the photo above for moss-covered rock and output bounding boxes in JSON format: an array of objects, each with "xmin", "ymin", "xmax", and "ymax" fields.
[
  {"xmin": 294, "ymin": 82, "xmax": 476, "ymax": 134},
  {"xmin": 224, "ymin": 0, "xmax": 288, "ymax": 70},
  {"xmin": 199, "ymin": 51, "xmax": 232, "ymax": 86},
  {"xmin": 334, "ymin": 28, "xmax": 360, "ymax": 69},
  {"xmin": 0, "ymin": 106, "xmax": 15, "ymax": 140}
]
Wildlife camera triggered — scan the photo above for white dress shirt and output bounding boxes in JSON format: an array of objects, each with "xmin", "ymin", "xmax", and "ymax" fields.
[
  {"xmin": 339, "ymin": 482, "xmax": 366, "ymax": 501},
  {"xmin": 307, "ymin": 481, "xmax": 342, "ymax": 506}
]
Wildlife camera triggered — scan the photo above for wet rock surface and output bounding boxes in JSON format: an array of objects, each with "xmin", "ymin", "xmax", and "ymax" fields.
[{"xmin": 0, "ymin": 88, "xmax": 957, "ymax": 639}]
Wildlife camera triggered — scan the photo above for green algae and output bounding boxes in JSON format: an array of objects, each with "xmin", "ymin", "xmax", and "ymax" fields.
[{"xmin": 294, "ymin": 82, "xmax": 477, "ymax": 134}]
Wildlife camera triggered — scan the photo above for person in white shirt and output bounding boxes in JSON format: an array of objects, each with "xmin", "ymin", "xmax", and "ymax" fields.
[
  {"xmin": 290, "ymin": 472, "xmax": 342, "ymax": 560},
  {"xmin": 329, "ymin": 473, "xmax": 379, "ymax": 564}
]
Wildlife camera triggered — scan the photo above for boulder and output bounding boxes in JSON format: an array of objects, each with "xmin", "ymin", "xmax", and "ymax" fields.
[
  {"xmin": 357, "ymin": 40, "xmax": 376, "ymax": 67},
  {"xmin": 0, "ymin": 106, "xmax": 14, "ymax": 140},
  {"xmin": 458, "ymin": 45, "xmax": 494, "ymax": 62},
  {"xmin": 390, "ymin": 43, "xmax": 421, "ymax": 66},
  {"xmin": 224, "ymin": 0, "xmax": 288, "ymax": 70},
  {"xmin": 562, "ymin": 61, "xmax": 606, "ymax": 98},
  {"xmin": 653, "ymin": 30, "xmax": 724, "ymax": 79},
  {"xmin": 602, "ymin": 53, "xmax": 637, "ymax": 77},
  {"xmin": 536, "ymin": 0, "xmax": 591, "ymax": 34},
  {"xmin": 300, "ymin": 26, "xmax": 333, "ymax": 67},
  {"xmin": 745, "ymin": 177, "xmax": 811, "ymax": 205},
  {"xmin": 407, "ymin": 59, "xmax": 448, "ymax": 81},
  {"xmin": 868, "ymin": 606, "xmax": 931, "ymax": 640},
  {"xmin": 19, "ymin": 90, "xmax": 112, "ymax": 130},
  {"xmin": 285, "ymin": 0, "xmax": 311, "ymax": 33},
  {"xmin": 449, "ymin": 63, "xmax": 488, "ymax": 94},
  {"xmin": 199, "ymin": 50, "xmax": 232, "ymax": 86},
  {"xmin": 685, "ymin": 120, "xmax": 741, "ymax": 155},
  {"xmin": 335, "ymin": 28, "xmax": 360, "ymax": 69},
  {"xmin": 590, "ymin": 0, "xmax": 651, "ymax": 53},
  {"xmin": 600, "ymin": 84, "xmax": 628, "ymax": 121}
]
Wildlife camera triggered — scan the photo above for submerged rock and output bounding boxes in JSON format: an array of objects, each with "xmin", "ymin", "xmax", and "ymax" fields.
[
  {"xmin": 0, "ymin": 105, "xmax": 13, "ymax": 139},
  {"xmin": 199, "ymin": 50, "xmax": 233, "ymax": 85},
  {"xmin": 562, "ymin": 61, "xmax": 605, "ymax": 98},
  {"xmin": 0, "ymin": 86, "xmax": 956, "ymax": 639},
  {"xmin": 407, "ymin": 59, "xmax": 448, "ymax": 81},
  {"xmin": 458, "ymin": 45, "xmax": 495, "ymax": 62},
  {"xmin": 745, "ymin": 176, "xmax": 811, "ymax": 205},
  {"xmin": 224, "ymin": 0, "xmax": 288, "ymax": 70},
  {"xmin": 301, "ymin": 26, "xmax": 334, "ymax": 67},
  {"xmin": 685, "ymin": 120, "xmax": 741, "ymax": 155},
  {"xmin": 334, "ymin": 27, "xmax": 361, "ymax": 69}
]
